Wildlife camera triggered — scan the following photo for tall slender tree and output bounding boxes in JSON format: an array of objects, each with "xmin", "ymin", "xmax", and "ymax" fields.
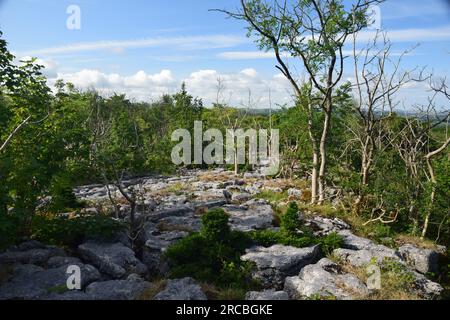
[{"xmin": 214, "ymin": 0, "xmax": 382, "ymax": 203}]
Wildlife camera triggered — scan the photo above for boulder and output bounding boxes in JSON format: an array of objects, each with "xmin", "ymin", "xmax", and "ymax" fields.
[
  {"xmin": 263, "ymin": 187, "xmax": 283, "ymax": 193},
  {"xmin": 303, "ymin": 216, "xmax": 350, "ymax": 236},
  {"xmin": 85, "ymin": 276, "xmax": 152, "ymax": 300},
  {"xmin": 411, "ymin": 271, "xmax": 444, "ymax": 299},
  {"xmin": 241, "ymin": 245, "xmax": 321, "ymax": 289},
  {"xmin": 193, "ymin": 189, "xmax": 227, "ymax": 201},
  {"xmin": 245, "ymin": 290, "xmax": 289, "ymax": 300},
  {"xmin": 142, "ymin": 230, "xmax": 189, "ymax": 276},
  {"xmin": 148, "ymin": 205, "xmax": 194, "ymax": 222},
  {"xmin": 245, "ymin": 183, "xmax": 262, "ymax": 195},
  {"xmin": 47, "ymin": 256, "xmax": 82, "ymax": 268},
  {"xmin": 333, "ymin": 247, "xmax": 401, "ymax": 268},
  {"xmin": 78, "ymin": 241, "xmax": 147, "ymax": 279},
  {"xmin": 398, "ymin": 244, "xmax": 440, "ymax": 274},
  {"xmin": 287, "ymin": 188, "xmax": 302, "ymax": 198},
  {"xmin": 0, "ymin": 246, "xmax": 66, "ymax": 267},
  {"xmin": 154, "ymin": 278, "xmax": 207, "ymax": 300},
  {"xmin": 231, "ymin": 192, "xmax": 253, "ymax": 203},
  {"xmin": 0, "ymin": 263, "xmax": 101, "ymax": 300},
  {"xmin": 338, "ymin": 230, "xmax": 378, "ymax": 251},
  {"xmin": 193, "ymin": 200, "xmax": 228, "ymax": 210},
  {"xmin": 16, "ymin": 240, "xmax": 46, "ymax": 251},
  {"xmin": 284, "ymin": 258, "xmax": 369, "ymax": 300},
  {"xmin": 145, "ymin": 231, "xmax": 189, "ymax": 252},
  {"xmin": 224, "ymin": 203, "xmax": 274, "ymax": 232}
]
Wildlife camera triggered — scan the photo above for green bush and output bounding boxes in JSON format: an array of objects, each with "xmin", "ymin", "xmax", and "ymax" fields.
[
  {"xmin": 164, "ymin": 208, "xmax": 256, "ymax": 290},
  {"xmin": 250, "ymin": 229, "xmax": 285, "ymax": 247},
  {"xmin": 31, "ymin": 215, "xmax": 124, "ymax": 247},
  {"xmin": 0, "ymin": 213, "xmax": 21, "ymax": 250},
  {"xmin": 47, "ymin": 174, "xmax": 81, "ymax": 213},
  {"xmin": 250, "ymin": 229, "xmax": 314, "ymax": 248},
  {"xmin": 200, "ymin": 208, "xmax": 231, "ymax": 242},
  {"xmin": 280, "ymin": 202, "xmax": 301, "ymax": 234},
  {"xmin": 318, "ymin": 232, "xmax": 343, "ymax": 256}
]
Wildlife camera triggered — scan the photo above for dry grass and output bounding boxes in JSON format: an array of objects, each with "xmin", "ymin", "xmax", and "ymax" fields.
[
  {"xmin": 155, "ymin": 182, "xmax": 188, "ymax": 197},
  {"xmin": 395, "ymin": 234, "xmax": 440, "ymax": 250},
  {"xmin": 262, "ymin": 178, "xmax": 308, "ymax": 190},
  {"xmin": 198, "ymin": 172, "xmax": 234, "ymax": 183},
  {"xmin": 138, "ymin": 279, "xmax": 167, "ymax": 300},
  {"xmin": 194, "ymin": 206, "xmax": 209, "ymax": 216},
  {"xmin": 331, "ymin": 254, "xmax": 421, "ymax": 300},
  {"xmin": 200, "ymin": 282, "xmax": 221, "ymax": 300},
  {"xmin": 200, "ymin": 282, "xmax": 246, "ymax": 300}
]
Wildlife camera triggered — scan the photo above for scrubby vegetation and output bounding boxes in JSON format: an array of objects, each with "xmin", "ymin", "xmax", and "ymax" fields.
[
  {"xmin": 165, "ymin": 205, "xmax": 344, "ymax": 296},
  {"xmin": 1, "ymin": 0, "xmax": 450, "ymax": 300},
  {"xmin": 251, "ymin": 202, "xmax": 343, "ymax": 254},
  {"xmin": 164, "ymin": 209, "xmax": 257, "ymax": 294}
]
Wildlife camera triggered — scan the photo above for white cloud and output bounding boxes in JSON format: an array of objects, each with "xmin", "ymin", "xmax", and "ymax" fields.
[
  {"xmin": 22, "ymin": 34, "xmax": 248, "ymax": 56},
  {"xmin": 184, "ymin": 68, "xmax": 293, "ymax": 107},
  {"xmin": 52, "ymin": 68, "xmax": 294, "ymax": 108},
  {"xmin": 240, "ymin": 68, "xmax": 258, "ymax": 78},
  {"xmin": 54, "ymin": 69, "xmax": 177, "ymax": 101}
]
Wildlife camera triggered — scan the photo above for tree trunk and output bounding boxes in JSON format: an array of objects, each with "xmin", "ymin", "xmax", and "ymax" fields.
[
  {"xmin": 421, "ymin": 137, "xmax": 450, "ymax": 239},
  {"xmin": 421, "ymin": 158, "xmax": 436, "ymax": 240},
  {"xmin": 318, "ymin": 109, "xmax": 332, "ymax": 204},
  {"xmin": 234, "ymin": 148, "xmax": 239, "ymax": 176},
  {"xmin": 311, "ymin": 151, "xmax": 319, "ymax": 204}
]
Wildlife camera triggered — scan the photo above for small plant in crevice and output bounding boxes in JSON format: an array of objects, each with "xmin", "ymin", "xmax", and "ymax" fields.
[
  {"xmin": 250, "ymin": 202, "xmax": 344, "ymax": 254},
  {"xmin": 318, "ymin": 232, "xmax": 344, "ymax": 256}
]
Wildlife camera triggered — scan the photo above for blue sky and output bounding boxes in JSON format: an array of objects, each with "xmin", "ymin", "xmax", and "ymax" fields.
[{"xmin": 1, "ymin": 0, "xmax": 450, "ymax": 108}]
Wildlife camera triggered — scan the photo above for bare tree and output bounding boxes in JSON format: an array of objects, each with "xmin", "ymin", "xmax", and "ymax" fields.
[
  {"xmin": 350, "ymin": 30, "xmax": 424, "ymax": 208},
  {"xmin": 213, "ymin": 78, "xmax": 250, "ymax": 176},
  {"xmin": 388, "ymin": 82, "xmax": 450, "ymax": 237},
  {"xmin": 421, "ymin": 79, "xmax": 450, "ymax": 239}
]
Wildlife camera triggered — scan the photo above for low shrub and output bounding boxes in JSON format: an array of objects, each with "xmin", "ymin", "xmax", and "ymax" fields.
[
  {"xmin": 47, "ymin": 174, "xmax": 82, "ymax": 213},
  {"xmin": 31, "ymin": 215, "xmax": 124, "ymax": 247},
  {"xmin": 280, "ymin": 202, "xmax": 301, "ymax": 233},
  {"xmin": 250, "ymin": 203, "xmax": 343, "ymax": 254},
  {"xmin": 164, "ymin": 208, "xmax": 256, "ymax": 290},
  {"xmin": 318, "ymin": 232, "xmax": 344, "ymax": 256},
  {"xmin": 0, "ymin": 213, "xmax": 21, "ymax": 250}
]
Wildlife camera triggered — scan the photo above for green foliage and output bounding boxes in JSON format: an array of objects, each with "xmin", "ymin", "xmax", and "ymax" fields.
[
  {"xmin": 47, "ymin": 174, "xmax": 80, "ymax": 213},
  {"xmin": 200, "ymin": 208, "xmax": 231, "ymax": 242},
  {"xmin": 165, "ymin": 208, "xmax": 256, "ymax": 290},
  {"xmin": 381, "ymin": 258, "xmax": 416, "ymax": 288},
  {"xmin": 0, "ymin": 213, "xmax": 21, "ymax": 250},
  {"xmin": 250, "ymin": 204, "xmax": 343, "ymax": 254},
  {"xmin": 256, "ymin": 190, "xmax": 288, "ymax": 203},
  {"xmin": 280, "ymin": 202, "xmax": 301, "ymax": 234},
  {"xmin": 31, "ymin": 215, "xmax": 124, "ymax": 247},
  {"xmin": 318, "ymin": 232, "xmax": 344, "ymax": 256},
  {"xmin": 251, "ymin": 229, "xmax": 315, "ymax": 248}
]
